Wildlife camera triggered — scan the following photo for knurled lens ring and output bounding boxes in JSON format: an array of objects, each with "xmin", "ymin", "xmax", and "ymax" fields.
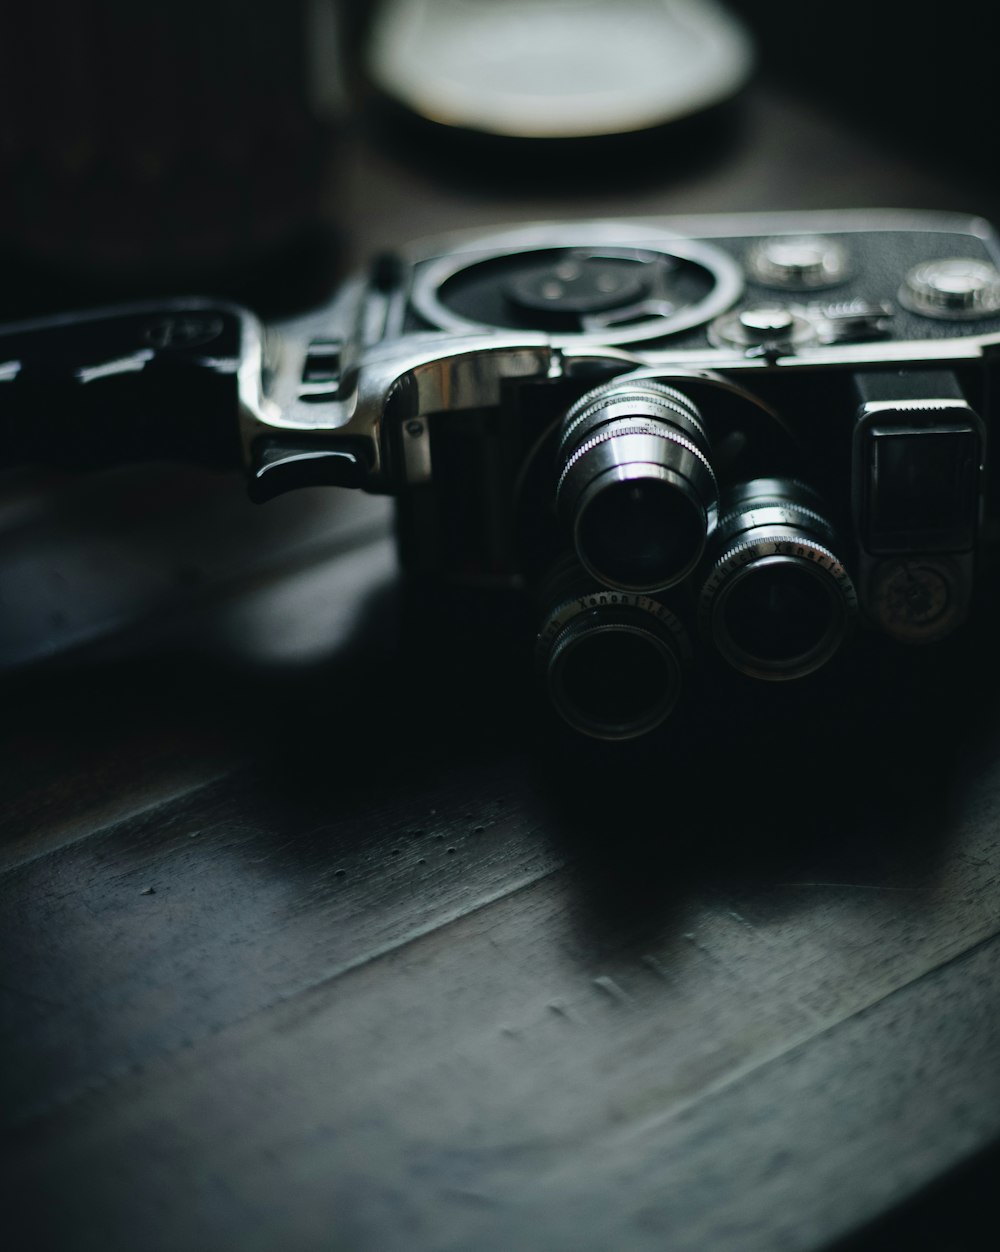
[
  {"xmin": 545, "ymin": 609, "xmax": 685, "ymax": 740},
  {"xmin": 557, "ymin": 380, "xmax": 717, "ymax": 592},
  {"xmin": 699, "ymin": 479, "xmax": 857, "ymax": 681},
  {"xmin": 712, "ymin": 553, "xmax": 846, "ymax": 678}
]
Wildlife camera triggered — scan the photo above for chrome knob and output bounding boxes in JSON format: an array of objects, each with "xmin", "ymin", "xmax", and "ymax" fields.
[
  {"xmin": 900, "ymin": 257, "xmax": 1000, "ymax": 319},
  {"xmin": 748, "ymin": 236, "xmax": 849, "ymax": 290}
]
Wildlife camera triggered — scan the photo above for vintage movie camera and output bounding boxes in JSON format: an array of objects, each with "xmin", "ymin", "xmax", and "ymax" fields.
[{"xmin": 3, "ymin": 210, "xmax": 999, "ymax": 739}]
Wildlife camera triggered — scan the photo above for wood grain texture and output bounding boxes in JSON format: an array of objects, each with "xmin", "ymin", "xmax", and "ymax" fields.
[{"xmin": 5, "ymin": 614, "xmax": 1000, "ymax": 1250}]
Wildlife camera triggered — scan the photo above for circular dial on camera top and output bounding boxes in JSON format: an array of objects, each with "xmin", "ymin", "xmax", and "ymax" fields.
[
  {"xmin": 747, "ymin": 235, "xmax": 850, "ymax": 290},
  {"xmin": 410, "ymin": 229, "xmax": 743, "ymax": 347},
  {"xmin": 900, "ymin": 257, "xmax": 1000, "ymax": 320},
  {"xmin": 868, "ymin": 556, "xmax": 965, "ymax": 643}
]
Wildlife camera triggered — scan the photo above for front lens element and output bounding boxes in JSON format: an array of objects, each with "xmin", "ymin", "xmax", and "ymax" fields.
[
  {"xmin": 720, "ymin": 558, "xmax": 838, "ymax": 663},
  {"xmin": 549, "ymin": 621, "xmax": 683, "ymax": 740},
  {"xmin": 575, "ymin": 474, "xmax": 706, "ymax": 591}
]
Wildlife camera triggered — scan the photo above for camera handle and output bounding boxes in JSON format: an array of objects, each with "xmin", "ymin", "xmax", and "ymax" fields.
[
  {"xmin": 0, "ymin": 304, "xmax": 807, "ymax": 501},
  {"xmin": 0, "ymin": 301, "xmax": 255, "ymax": 473},
  {"xmin": 0, "ymin": 300, "xmax": 575, "ymax": 505}
]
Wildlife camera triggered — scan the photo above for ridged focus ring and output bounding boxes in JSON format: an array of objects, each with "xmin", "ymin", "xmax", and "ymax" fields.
[
  {"xmin": 699, "ymin": 478, "xmax": 857, "ymax": 681},
  {"xmin": 557, "ymin": 419, "xmax": 715, "ymax": 501},
  {"xmin": 556, "ymin": 379, "xmax": 718, "ymax": 592},
  {"xmin": 560, "ymin": 381, "xmax": 708, "ymax": 454}
]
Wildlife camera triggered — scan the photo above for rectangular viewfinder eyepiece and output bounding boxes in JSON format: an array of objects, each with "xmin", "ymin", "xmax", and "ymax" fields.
[{"xmin": 852, "ymin": 371, "xmax": 984, "ymax": 555}]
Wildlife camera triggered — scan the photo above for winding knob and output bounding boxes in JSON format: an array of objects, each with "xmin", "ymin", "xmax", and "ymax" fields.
[
  {"xmin": 900, "ymin": 257, "xmax": 1000, "ymax": 320},
  {"xmin": 748, "ymin": 236, "xmax": 850, "ymax": 290}
]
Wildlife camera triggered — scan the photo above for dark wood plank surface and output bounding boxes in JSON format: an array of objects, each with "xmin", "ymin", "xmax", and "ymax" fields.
[{"xmin": 4, "ymin": 83, "xmax": 1000, "ymax": 1251}]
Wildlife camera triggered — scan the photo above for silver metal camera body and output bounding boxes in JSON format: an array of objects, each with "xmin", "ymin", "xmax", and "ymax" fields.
[
  {"xmin": 3, "ymin": 209, "xmax": 999, "ymax": 738},
  {"xmin": 234, "ymin": 210, "xmax": 1000, "ymax": 736}
]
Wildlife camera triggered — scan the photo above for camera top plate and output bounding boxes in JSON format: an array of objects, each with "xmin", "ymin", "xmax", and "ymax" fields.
[{"xmin": 399, "ymin": 211, "xmax": 1000, "ymax": 361}]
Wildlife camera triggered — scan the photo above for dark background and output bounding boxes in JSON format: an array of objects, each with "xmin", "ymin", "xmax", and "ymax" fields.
[{"xmin": 2, "ymin": 4, "xmax": 1000, "ymax": 1250}]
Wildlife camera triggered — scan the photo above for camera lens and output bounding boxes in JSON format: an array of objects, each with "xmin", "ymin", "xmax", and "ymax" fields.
[
  {"xmin": 557, "ymin": 379, "xmax": 717, "ymax": 592},
  {"xmin": 537, "ymin": 561, "xmax": 692, "ymax": 740},
  {"xmin": 699, "ymin": 478, "xmax": 857, "ymax": 680}
]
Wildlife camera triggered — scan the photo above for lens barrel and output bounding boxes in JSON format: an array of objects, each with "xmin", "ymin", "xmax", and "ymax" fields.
[
  {"xmin": 556, "ymin": 379, "xmax": 717, "ymax": 593},
  {"xmin": 699, "ymin": 478, "xmax": 857, "ymax": 681},
  {"xmin": 537, "ymin": 558, "xmax": 692, "ymax": 740}
]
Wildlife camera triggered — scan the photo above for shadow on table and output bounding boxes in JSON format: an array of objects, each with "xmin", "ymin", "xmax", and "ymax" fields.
[{"xmin": 3, "ymin": 559, "xmax": 996, "ymax": 953}]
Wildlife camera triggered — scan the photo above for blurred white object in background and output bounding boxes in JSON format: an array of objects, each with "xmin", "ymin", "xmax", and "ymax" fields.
[{"xmin": 366, "ymin": 0, "xmax": 754, "ymax": 137}]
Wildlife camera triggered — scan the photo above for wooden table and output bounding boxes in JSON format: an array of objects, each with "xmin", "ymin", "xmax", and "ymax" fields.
[{"xmin": 3, "ymin": 84, "xmax": 999, "ymax": 1251}]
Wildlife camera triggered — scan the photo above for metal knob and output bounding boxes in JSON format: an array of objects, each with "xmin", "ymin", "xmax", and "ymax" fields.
[
  {"xmin": 900, "ymin": 258, "xmax": 1000, "ymax": 319},
  {"xmin": 709, "ymin": 304, "xmax": 816, "ymax": 353},
  {"xmin": 748, "ymin": 236, "xmax": 849, "ymax": 290}
]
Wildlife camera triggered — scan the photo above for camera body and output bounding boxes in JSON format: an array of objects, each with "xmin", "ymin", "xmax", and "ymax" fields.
[{"xmin": 4, "ymin": 209, "xmax": 1000, "ymax": 737}]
